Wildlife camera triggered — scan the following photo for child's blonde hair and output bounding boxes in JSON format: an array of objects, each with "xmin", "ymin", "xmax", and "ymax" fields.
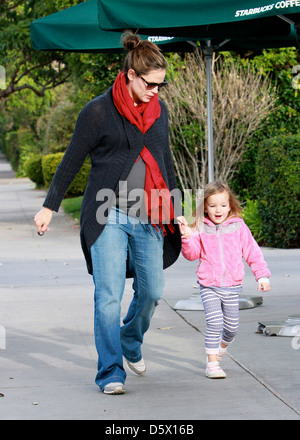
[{"xmin": 191, "ymin": 181, "xmax": 242, "ymax": 229}]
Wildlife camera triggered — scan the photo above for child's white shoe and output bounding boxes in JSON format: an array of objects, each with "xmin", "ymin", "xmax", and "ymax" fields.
[{"xmin": 205, "ymin": 361, "xmax": 226, "ymax": 379}]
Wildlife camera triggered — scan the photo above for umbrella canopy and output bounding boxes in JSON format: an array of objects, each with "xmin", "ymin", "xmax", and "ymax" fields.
[
  {"xmin": 98, "ymin": 0, "xmax": 300, "ymax": 49},
  {"xmin": 30, "ymin": 0, "xmax": 196, "ymax": 53}
]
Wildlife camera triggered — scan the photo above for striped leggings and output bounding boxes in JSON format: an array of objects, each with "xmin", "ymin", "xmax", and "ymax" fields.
[{"xmin": 200, "ymin": 285, "xmax": 242, "ymax": 354}]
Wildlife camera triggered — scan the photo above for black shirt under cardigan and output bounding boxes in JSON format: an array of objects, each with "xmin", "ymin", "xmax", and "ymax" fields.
[{"xmin": 43, "ymin": 87, "xmax": 182, "ymax": 276}]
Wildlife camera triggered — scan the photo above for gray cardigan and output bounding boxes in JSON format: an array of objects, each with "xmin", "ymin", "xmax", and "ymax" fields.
[{"xmin": 43, "ymin": 87, "xmax": 181, "ymax": 275}]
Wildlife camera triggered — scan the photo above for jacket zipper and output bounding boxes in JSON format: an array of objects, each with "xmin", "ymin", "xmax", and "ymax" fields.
[{"xmin": 216, "ymin": 225, "xmax": 226, "ymax": 287}]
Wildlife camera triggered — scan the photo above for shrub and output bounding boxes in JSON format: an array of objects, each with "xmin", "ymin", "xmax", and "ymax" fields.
[
  {"xmin": 256, "ymin": 134, "xmax": 300, "ymax": 248},
  {"xmin": 42, "ymin": 153, "xmax": 90, "ymax": 198},
  {"xmin": 24, "ymin": 155, "xmax": 44, "ymax": 186},
  {"xmin": 242, "ymin": 199, "xmax": 266, "ymax": 244},
  {"xmin": 17, "ymin": 143, "xmax": 42, "ymax": 177},
  {"xmin": 42, "ymin": 153, "xmax": 62, "ymax": 187},
  {"xmin": 2, "ymin": 131, "xmax": 19, "ymax": 171},
  {"xmin": 2, "ymin": 130, "xmax": 37, "ymax": 172}
]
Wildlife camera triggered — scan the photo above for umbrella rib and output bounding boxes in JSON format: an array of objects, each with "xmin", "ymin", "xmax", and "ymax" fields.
[{"xmin": 277, "ymin": 15, "xmax": 295, "ymax": 26}]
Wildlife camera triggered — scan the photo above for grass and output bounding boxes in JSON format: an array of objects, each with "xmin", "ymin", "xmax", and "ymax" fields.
[{"xmin": 61, "ymin": 196, "xmax": 83, "ymax": 222}]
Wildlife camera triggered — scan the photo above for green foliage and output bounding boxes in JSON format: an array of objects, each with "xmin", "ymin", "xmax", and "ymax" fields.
[
  {"xmin": 61, "ymin": 196, "xmax": 83, "ymax": 221},
  {"xmin": 42, "ymin": 153, "xmax": 62, "ymax": 187},
  {"xmin": 0, "ymin": 74, "xmax": 54, "ymax": 172},
  {"xmin": 256, "ymin": 134, "xmax": 300, "ymax": 248},
  {"xmin": 17, "ymin": 143, "xmax": 40, "ymax": 177},
  {"xmin": 1, "ymin": 128, "xmax": 38, "ymax": 172},
  {"xmin": 24, "ymin": 154, "xmax": 44, "ymax": 186},
  {"xmin": 0, "ymin": 1, "xmax": 123, "ymax": 168},
  {"xmin": 66, "ymin": 52, "xmax": 123, "ymax": 103},
  {"xmin": 0, "ymin": 0, "xmax": 73, "ymax": 100},
  {"xmin": 247, "ymin": 48, "xmax": 300, "ymax": 135},
  {"xmin": 42, "ymin": 153, "xmax": 90, "ymax": 197},
  {"xmin": 242, "ymin": 199, "xmax": 266, "ymax": 244},
  {"xmin": 36, "ymin": 84, "xmax": 78, "ymax": 154},
  {"xmin": 1, "ymin": 130, "xmax": 19, "ymax": 170},
  {"xmin": 227, "ymin": 48, "xmax": 300, "ymax": 199}
]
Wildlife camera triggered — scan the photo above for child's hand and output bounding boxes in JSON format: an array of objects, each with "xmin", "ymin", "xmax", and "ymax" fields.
[
  {"xmin": 258, "ymin": 281, "xmax": 270, "ymax": 292},
  {"xmin": 176, "ymin": 216, "xmax": 192, "ymax": 240}
]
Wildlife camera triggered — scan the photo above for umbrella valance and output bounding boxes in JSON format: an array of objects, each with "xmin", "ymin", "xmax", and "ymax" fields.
[{"xmin": 30, "ymin": 0, "xmax": 196, "ymax": 53}]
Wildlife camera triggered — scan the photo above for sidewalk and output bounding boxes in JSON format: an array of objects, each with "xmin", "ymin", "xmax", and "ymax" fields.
[{"xmin": 0, "ymin": 151, "xmax": 299, "ymax": 421}]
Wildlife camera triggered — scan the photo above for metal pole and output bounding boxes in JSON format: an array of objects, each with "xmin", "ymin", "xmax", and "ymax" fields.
[{"xmin": 205, "ymin": 45, "xmax": 214, "ymax": 183}]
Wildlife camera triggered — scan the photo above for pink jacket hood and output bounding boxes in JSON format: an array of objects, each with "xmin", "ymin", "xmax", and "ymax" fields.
[{"xmin": 181, "ymin": 216, "xmax": 270, "ymax": 288}]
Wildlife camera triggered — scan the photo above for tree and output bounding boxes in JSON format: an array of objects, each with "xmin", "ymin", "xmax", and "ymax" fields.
[
  {"xmin": 161, "ymin": 51, "xmax": 276, "ymax": 191},
  {"xmin": 0, "ymin": 0, "xmax": 82, "ymax": 100},
  {"xmin": 227, "ymin": 47, "xmax": 300, "ymax": 198},
  {"xmin": 0, "ymin": 0, "xmax": 124, "ymax": 172}
]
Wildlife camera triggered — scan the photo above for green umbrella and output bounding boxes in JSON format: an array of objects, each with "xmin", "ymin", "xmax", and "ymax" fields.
[
  {"xmin": 98, "ymin": 0, "xmax": 300, "ymax": 181},
  {"xmin": 98, "ymin": 0, "xmax": 300, "ymax": 42},
  {"xmin": 30, "ymin": 0, "xmax": 196, "ymax": 53}
]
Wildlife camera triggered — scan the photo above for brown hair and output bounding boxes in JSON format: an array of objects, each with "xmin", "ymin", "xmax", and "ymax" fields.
[
  {"xmin": 191, "ymin": 181, "xmax": 242, "ymax": 229},
  {"xmin": 122, "ymin": 30, "xmax": 167, "ymax": 76}
]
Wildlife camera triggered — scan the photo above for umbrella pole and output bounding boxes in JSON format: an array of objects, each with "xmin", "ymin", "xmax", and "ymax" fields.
[
  {"xmin": 204, "ymin": 43, "xmax": 214, "ymax": 183},
  {"xmin": 172, "ymin": 46, "xmax": 216, "ymax": 312}
]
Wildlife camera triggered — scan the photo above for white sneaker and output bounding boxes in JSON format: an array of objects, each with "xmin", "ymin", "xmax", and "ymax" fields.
[
  {"xmin": 103, "ymin": 382, "xmax": 125, "ymax": 395},
  {"xmin": 205, "ymin": 361, "xmax": 226, "ymax": 379},
  {"xmin": 126, "ymin": 358, "xmax": 146, "ymax": 376}
]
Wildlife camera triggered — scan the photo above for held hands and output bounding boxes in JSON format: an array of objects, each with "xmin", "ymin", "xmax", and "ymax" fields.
[
  {"xmin": 176, "ymin": 216, "xmax": 192, "ymax": 240},
  {"xmin": 34, "ymin": 207, "xmax": 53, "ymax": 236}
]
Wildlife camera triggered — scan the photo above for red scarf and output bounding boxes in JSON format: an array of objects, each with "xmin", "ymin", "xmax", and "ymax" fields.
[{"xmin": 113, "ymin": 71, "xmax": 175, "ymax": 235}]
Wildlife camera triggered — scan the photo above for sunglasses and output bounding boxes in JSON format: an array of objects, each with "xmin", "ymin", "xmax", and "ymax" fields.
[{"xmin": 139, "ymin": 75, "xmax": 168, "ymax": 91}]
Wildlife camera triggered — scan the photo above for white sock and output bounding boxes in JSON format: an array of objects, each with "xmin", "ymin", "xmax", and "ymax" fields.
[{"xmin": 219, "ymin": 345, "xmax": 228, "ymax": 354}]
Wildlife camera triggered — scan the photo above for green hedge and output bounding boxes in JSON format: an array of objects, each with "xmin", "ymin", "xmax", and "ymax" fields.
[
  {"xmin": 2, "ymin": 131, "xmax": 20, "ymax": 171},
  {"xmin": 242, "ymin": 199, "xmax": 266, "ymax": 244},
  {"xmin": 42, "ymin": 153, "xmax": 90, "ymax": 198},
  {"xmin": 24, "ymin": 155, "xmax": 44, "ymax": 186},
  {"xmin": 256, "ymin": 134, "xmax": 300, "ymax": 248},
  {"xmin": 1, "ymin": 130, "xmax": 37, "ymax": 172}
]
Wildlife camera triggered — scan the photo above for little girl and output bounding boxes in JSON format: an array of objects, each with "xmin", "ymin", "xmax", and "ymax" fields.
[{"xmin": 177, "ymin": 181, "xmax": 270, "ymax": 379}]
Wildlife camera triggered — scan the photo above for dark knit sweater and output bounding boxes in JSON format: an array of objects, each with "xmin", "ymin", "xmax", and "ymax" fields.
[{"xmin": 43, "ymin": 87, "xmax": 181, "ymax": 275}]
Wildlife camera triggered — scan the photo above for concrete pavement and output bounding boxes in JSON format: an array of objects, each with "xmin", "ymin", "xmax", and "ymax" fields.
[{"xmin": 0, "ymin": 151, "xmax": 299, "ymax": 421}]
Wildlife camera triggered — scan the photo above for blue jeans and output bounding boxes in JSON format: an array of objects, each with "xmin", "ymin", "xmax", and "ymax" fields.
[{"xmin": 90, "ymin": 208, "xmax": 164, "ymax": 391}]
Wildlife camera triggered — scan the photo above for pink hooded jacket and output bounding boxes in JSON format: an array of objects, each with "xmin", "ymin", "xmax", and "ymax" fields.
[{"xmin": 181, "ymin": 217, "xmax": 271, "ymax": 287}]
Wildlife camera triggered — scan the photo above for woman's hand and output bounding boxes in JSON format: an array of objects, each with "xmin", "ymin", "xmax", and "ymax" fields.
[
  {"xmin": 34, "ymin": 207, "xmax": 53, "ymax": 236},
  {"xmin": 176, "ymin": 216, "xmax": 192, "ymax": 240}
]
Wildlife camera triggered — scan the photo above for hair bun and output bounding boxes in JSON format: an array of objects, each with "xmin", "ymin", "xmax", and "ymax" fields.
[
  {"xmin": 122, "ymin": 30, "xmax": 167, "ymax": 75},
  {"xmin": 122, "ymin": 31, "xmax": 141, "ymax": 51}
]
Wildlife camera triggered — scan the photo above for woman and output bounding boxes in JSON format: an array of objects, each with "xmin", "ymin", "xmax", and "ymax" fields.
[{"xmin": 34, "ymin": 32, "xmax": 181, "ymax": 395}]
